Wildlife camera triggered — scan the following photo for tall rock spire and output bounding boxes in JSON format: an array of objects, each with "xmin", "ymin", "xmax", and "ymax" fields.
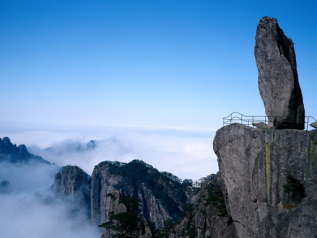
[{"xmin": 255, "ymin": 16, "xmax": 305, "ymax": 129}]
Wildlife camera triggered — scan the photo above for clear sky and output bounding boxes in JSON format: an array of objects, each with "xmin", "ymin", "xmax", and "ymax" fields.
[{"xmin": 1, "ymin": 0, "xmax": 316, "ymax": 131}]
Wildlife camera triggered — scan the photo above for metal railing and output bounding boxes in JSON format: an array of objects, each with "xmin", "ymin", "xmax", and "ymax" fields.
[{"xmin": 223, "ymin": 112, "xmax": 316, "ymax": 130}]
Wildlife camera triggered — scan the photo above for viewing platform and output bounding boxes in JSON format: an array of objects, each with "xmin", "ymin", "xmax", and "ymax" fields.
[{"xmin": 223, "ymin": 112, "xmax": 317, "ymax": 131}]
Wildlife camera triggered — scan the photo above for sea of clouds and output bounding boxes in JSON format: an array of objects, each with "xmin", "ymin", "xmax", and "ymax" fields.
[
  {"xmin": 0, "ymin": 161, "xmax": 101, "ymax": 238},
  {"xmin": 0, "ymin": 126, "xmax": 217, "ymax": 238},
  {"xmin": 2, "ymin": 126, "xmax": 218, "ymax": 180}
]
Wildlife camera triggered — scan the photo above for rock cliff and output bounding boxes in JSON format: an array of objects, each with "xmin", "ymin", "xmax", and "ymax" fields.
[
  {"xmin": 99, "ymin": 190, "xmax": 153, "ymax": 238},
  {"xmin": 168, "ymin": 174, "xmax": 237, "ymax": 238},
  {"xmin": 91, "ymin": 160, "xmax": 192, "ymax": 237},
  {"xmin": 255, "ymin": 17, "xmax": 305, "ymax": 129},
  {"xmin": 52, "ymin": 165, "xmax": 91, "ymax": 216},
  {"xmin": 53, "ymin": 160, "xmax": 233, "ymax": 237},
  {"xmin": 214, "ymin": 124, "xmax": 317, "ymax": 238}
]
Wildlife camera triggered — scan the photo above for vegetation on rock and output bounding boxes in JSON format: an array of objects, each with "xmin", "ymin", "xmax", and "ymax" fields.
[
  {"xmin": 283, "ymin": 175, "xmax": 306, "ymax": 205},
  {"xmin": 99, "ymin": 193, "xmax": 146, "ymax": 238}
]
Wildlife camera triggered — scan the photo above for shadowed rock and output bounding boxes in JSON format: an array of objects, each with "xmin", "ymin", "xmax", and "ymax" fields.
[
  {"xmin": 0, "ymin": 137, "xmax": 50, "ymax": 164},
  {"xmin": 168, "ymin": 174, "xmax": 237, "ymax": 238},
  {"xmin": 91, "ymin": 160, "xmax": 191, "ymax": 237},
  {"xmin": 255, "ymin": 16, "xmax": 305, "ymax": 129},
  {"xmin": 52, "ymin": 165, "xmax": 91, "ymax": 217}
]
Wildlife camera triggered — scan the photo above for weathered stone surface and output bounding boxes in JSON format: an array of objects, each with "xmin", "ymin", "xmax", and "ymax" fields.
[
  {"xmin": 168, "ymin": 174, "xmax": 237, "ymax": 238},
  {"xmin": 255, "ymin": 16, "xmax": 305, "ymax": 129},
  {"xmin": 252, "ymin": 122, "xmax": 270, "ymax": 129},
  {"xmin": 99, "ymin": 190, "xmax": 153, "ymax": 238},
  {"xmin": 52, "ymin": 165, "xmax": 91, "ymax": 215},
  {"xmin": 91, "ymin": 160, "xmax": 191, "ymax": 237},
  {"xmin": 214, "ymin": 124, "xmax": 317, "ymax": 238}
]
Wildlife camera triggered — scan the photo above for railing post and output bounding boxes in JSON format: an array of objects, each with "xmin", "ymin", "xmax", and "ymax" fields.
[
  {"xmin": 222, "ymin": 113, "xmax": 316, "ymax": 130},
  {"xmin": 307, "ymin": 118, "xmax": 309, "ymax": 131}
]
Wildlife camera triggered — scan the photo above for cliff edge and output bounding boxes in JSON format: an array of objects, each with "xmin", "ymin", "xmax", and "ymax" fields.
[{"xmin": 214, "ymin": 124, "xmax": 317, "ymax": 238}]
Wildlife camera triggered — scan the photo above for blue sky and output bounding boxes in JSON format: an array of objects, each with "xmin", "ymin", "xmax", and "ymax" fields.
[{"xmin": 1, "ymin": 0, "xmax": 316, "ymax": 131}]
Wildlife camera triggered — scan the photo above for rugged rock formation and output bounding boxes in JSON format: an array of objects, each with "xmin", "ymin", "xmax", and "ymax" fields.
[
  {"xmin": 52, "ymin": 165, "xmax": 91, "ymax": 215},
  {"xmin": 0, "ymin": 137, "xmax": 50, "ymax": 164},
  {"xmin": 99, "ymin": 191, "xmax": 153, "ymax": 238},
  {"xmin": 50, "ymin": 159, "xmax": 234, "ymax": 238},
  {"xmin": 255, "ymin": 17, "xmax": 305, "ymax": 129},
  {"xmin": 214, "ymin": 124, "xmax": 317, "ymax": 238},
  {"xmin": 91, "ymin": 160, "xmax": 192, "ymax": 237},
  {"xmin": 168, "ymin": 174, "xmax": 237, "ymax": 238}
]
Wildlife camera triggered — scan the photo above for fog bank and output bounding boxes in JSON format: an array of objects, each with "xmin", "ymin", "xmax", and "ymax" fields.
[{"xmin": 0, "ymin": 162, "xmax": 100, "ymax": 238}]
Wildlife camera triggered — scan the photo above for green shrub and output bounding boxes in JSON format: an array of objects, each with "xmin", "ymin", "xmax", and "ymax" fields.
[
  {"xmin": 207, "ymin": 183, "xmax": 227, "ymax": 216},
  {"xmin": 283, "ymin": 175, "xmax": 306, "ymax": 204},
  {"xmin": 99, "ymin": 193, "xmax": 144, "ymax": 238}
]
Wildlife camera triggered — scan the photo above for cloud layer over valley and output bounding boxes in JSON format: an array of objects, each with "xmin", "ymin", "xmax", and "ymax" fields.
[
  {"xmin": 3, "ymin": 126, "xmax": 217, "ymax": 180},
  {"xmin": 0, "ymin": 126, "xmax": 216, "ymax": 237},
  {"xmin": 0, "ymin": 161, "xmax": 100, "ymax": 238}
]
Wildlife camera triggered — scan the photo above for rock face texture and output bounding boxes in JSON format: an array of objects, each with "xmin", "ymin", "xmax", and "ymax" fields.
[
  {"xmin": 255, "ymin": 17, "xmax": 305, "ymax": 129},
  {"xmin": 91, "ymin": 160, "xmax": 191, "ymax": 237},
  {"xmin": 52, "ymin": 165, "xmax": 91, "ymax": 215},
  {"xmin": 168, "ymin": 174, "xmax": 237, "ymax": 238},
  {"xmin": 50, "ymin": 160, "xmax": 240, "ymax": 238},
  {"xmin": 214, "ymin": 124, "xmax": 317, "ymax": 238},
  {"xmin": 99, "ymin": 190, "xmax": 153, "ymax": 238}
]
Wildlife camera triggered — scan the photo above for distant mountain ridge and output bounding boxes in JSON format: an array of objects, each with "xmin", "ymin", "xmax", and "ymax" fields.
[
  {"xmin": 44, "ymin": 139, "xmax": 97, "ymax": 155},
  {"xmin": 0, "ymin": 137, "xmax": 50, "ymax": 164}
]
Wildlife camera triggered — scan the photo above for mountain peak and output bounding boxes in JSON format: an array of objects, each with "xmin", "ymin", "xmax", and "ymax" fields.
[
  {"xmin": 86, "ymin": 140, "xmax": 96, "ymax": 150},
  {"xmin": 2, "ymin": 137, "xmax": 11, "ymax": 144},
  {"xmin": 0, "ymin": 137, "xmax": 50, "ymax": 164}
]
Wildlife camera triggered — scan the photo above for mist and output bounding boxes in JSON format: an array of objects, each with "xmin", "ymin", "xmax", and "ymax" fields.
[
  {"xmin": 0, "ymin": 126, "xmax": 216, "ymax": 236},
  {"xmin": 24, "ymin": 127, "xmax": 217, "ymax": 180},
  {"xmin": 0, "ymin": 162, "xmax": 101, "ymax": 238}
]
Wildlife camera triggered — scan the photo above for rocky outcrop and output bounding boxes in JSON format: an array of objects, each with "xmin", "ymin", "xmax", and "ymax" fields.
[
  {"xmin": 52, "ymin": 165, "xmax": 91, "ymax": 215},
  {"xmin": 51, "ymin": 159, "xmax": 237, "ymax": 238},
  {"xmin": 91, "ymin": 160, "xmax": 191, "ymax": 237},
  {"xmin": 99, "ymin": 191, "xmax": 153, "ymax": 238},
  {"xmin": 214, "ymin": 124, "xmax": 317, "ymax": 238},
  {"xmin": 255, "ymin": 17, "xmax": 305, "ymax": 129},
  {"xmin": 0, "ymin": 137, "xmax": 50, "ymax": 164},
  {"xmin": 168, "ymin": 174, "xmax": 237, "ymax": 238}
]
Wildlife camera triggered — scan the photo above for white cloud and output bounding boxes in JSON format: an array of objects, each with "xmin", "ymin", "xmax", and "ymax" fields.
[
  {"xmin": 0, "ymin": 126, "xmax": 218, "ymax": 237},
  {"xmin": 1, "ymin": 126, "xmax": 218, "ymax": 180},
  {"xmin": 0, "ymin": 162, "xmax": 100, "ymax": 238}
]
